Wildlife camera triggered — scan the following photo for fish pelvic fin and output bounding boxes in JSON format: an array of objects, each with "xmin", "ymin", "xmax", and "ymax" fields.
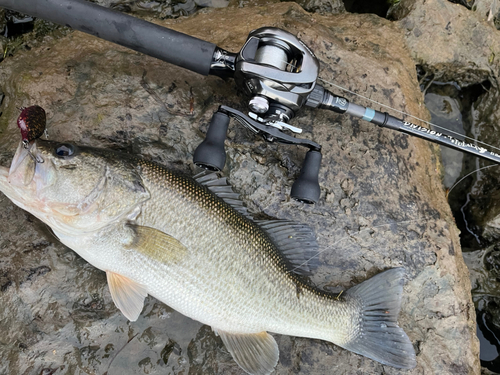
[
  {"xmin": 216, "ymin": 330, "xmax": 279, "ymax": 375},
  {"xmin": 341, "ymin": 268, "xmax": 416, "ymax": 369},
  {"xmin": 106, "ymin": 271, "xmax": 148, "ymax": 321}
]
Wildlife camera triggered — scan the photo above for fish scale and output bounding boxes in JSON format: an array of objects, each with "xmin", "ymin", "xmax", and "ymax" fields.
[{"xmin": 0, "ymin": 139, "xmax": 416, "ymax": 374}]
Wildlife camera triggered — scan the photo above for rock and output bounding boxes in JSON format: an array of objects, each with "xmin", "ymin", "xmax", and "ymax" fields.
[
  {"xmin": 293, "ymin": 0, "xmax": 345, "ymax": 14},
  {"xmin": 453, "ymin": 84, "xmax": 500, "ymax": 243},
  {"xmin": 195, "ymin": 0, "xmax": 230, "ymax": 8},
  {"xmin": 463, "ymin": 245, "xmax": 500, "ymax": 299},
  {"xmin": 389, "ymin": 1, "xmax": 500, "ymax": 249},
  {"xmin": 0, "ymin": 8, "xmax": 5, "ymax": 35},
  {"xmin": 0, "ymin": 35, "xmax": 6, "ymax": 59},
  {"xmin": 391, "ymin": 1, "xmax": 500, "ymax": 373},
  {"xmin": 419, "ymin": 79, "xmax": 500, "ymax": 246},
  {"xmin": 393, "ymin": 0, "xmax": 500, "ymax": 85},
  {"xmin": 463, "ymin": 246, "xmax": 500, "ymax": 371},
  {"xmin": 0, "ymin": 2, "xmax": 478, "ymax": 374}
]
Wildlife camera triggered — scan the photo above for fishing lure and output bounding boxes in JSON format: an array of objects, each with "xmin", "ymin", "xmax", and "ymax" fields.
[
  {"xmin": 17, "ymin": 105, "xmax": 47, "ymax": 163},
  {"xmin": 17, "ymin": 105, "xmax": 47, "ymax": 147}
]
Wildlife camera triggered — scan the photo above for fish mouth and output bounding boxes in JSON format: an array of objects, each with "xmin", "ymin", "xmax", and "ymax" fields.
[
  {"xmin": 9, "ymin": 142, "xmax": 31, "ymax": 176},
  {"xmin": 0, "ymin": 163, "xmax": 23, "ymax": 205},
  {"xmin": 0, "ymin": 165, "xmax": 8, "ymax": 180},
  {"xmin": 0, "ymin": 165, "xmax": 12, "ymax": 199},
  {"xmin": 6, "ymin": 142, "xmax": 36, "ymax": 187},
  {"xmin": 0, "ymin": 142, "xmax": 35, "ymax": 206}
]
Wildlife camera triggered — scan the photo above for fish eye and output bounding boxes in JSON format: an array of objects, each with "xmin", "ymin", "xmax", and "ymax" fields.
[{"xmin": 55, "ymin": 144, "xmax": 75, "ymax": 158}]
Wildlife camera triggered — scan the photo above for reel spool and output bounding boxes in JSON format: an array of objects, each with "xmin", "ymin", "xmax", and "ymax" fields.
[{"xmin": 254, "ymin": 41, "xmax": 291, "ymax": 72}]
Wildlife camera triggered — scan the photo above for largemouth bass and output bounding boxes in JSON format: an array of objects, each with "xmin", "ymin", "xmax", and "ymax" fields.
[{"xmin": 0, "ymin": 139, "xmax": 416, "ymax": 374}]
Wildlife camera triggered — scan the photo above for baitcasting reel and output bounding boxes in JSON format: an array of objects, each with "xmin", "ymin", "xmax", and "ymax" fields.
[
  {"xmin": 195, "ymin": 27, "xmax": 500, "ymax": 204},
  {"xmin": 195, "ymin": 28, "xmax": 324, "ymax": 204}
]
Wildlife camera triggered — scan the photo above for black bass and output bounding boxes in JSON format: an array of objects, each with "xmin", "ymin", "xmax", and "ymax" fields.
[{"xmin": 0, "ymin": 139, "xmax": 416, "ymax": 374}]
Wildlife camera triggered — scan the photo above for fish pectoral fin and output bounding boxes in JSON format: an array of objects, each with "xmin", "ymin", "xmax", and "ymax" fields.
[
  {"xmin": 216, "ymin": 330, "xmax": 279, "ymax": 375},
  {"xmin": 106, "ymin": 271, "xmax": 148, "ymax": 322},
  {"xmin": 129, "ymin": 225, "xmax": 188, "ymax": 264}
]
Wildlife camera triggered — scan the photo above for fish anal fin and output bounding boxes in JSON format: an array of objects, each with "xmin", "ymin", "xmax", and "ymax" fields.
[
  {"xmin": 106, "ymin": 271, "xmax": 148, "ymax": 322},
  {"xmin": 128, "ymin": 225, "xmax": 188, "ymax": 264},
  {"xmin": 216, "ymin": 330, "xmax": 279, "ymax": 375}
]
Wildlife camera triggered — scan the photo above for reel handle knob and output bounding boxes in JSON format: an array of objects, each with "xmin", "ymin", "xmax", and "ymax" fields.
[
  {"xmin": 193, "ymin": 112, "xmax": 230, "ymax": 171},
  {"xmin": 291, "ymin": 150, "xmax": 322, "ymax": 204}
]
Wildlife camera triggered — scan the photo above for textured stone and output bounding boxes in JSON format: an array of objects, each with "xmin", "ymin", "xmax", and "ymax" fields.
[
  {"xmin": 393, "ymin": 0, "xmax": 500, "ymax": 85},
  {"xmin": 0, "ymin": 2, "xmax": 478, "ymax": 374}
]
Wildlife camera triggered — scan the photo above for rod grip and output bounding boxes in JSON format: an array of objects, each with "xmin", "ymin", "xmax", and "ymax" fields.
[{"xmin": 0, "ymin": 0, "xmax": 217, "ymax": 75}]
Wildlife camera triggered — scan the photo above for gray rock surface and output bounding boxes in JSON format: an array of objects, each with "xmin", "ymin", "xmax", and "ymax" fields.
[
  {"xmin": 0, "ymin": 2, "xmax": 478, "ymax": 374},
  {"xmin": 394, "ymin": 1, "xmax": 500, "ymax": 373},
  {"xmin": 393, "ymin": 1, "xmax": 500, "ymax": 246},
  {"xmin": 454, "ymin": 84, "xmax": 500, "ymax": 243},
  {"xmin": 463, "ymin": 246, "xmax": 500, "ymax": 372},
  {"xmin": 393, "ymin": 0, "xmax": 500, "ymax": 85}
]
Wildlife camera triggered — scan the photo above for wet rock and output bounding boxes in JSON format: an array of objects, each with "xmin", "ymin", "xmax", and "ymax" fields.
[
  {"xmin": 293, "ymin": 0, "xmax": 345, "ymax": 14},
  {"xmin": 463, "ymin": 246, "xmax": 500, "ymax": 372},
  {"xmin": 0, "ymin": 2, "xmax": 478, "ymax": 374},
  {"xmin": 0, "ymin": 8, "xmax": 5, "ymax": 35},
  {"xmin": 447, "ymin": 85, "xmax": 500, "ymax": 244},
  {"xmin": 0, "ymin": 35, "xmax": 6, "ymax": 57},
  {"xmin": 393, "ymin": 0, "xmax": 500, "ymax": 85},
  {"xmin": 194, "ymin": 0, "xmax": 229, "ymax": 8},
  {"xmin": 464, "ymin": 245, "xmax": 500, "ymax": 298}
]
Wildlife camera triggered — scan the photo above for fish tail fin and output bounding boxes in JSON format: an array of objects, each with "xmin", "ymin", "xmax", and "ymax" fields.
[{"xmin": 341, "ymin": 268, "xmax": 416, "ymax": 369}]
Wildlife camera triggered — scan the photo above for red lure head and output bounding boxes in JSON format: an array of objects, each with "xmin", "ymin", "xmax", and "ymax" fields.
[{"xmin": 17, "ymin": 105, "xmax": 46, "ymax": 145}]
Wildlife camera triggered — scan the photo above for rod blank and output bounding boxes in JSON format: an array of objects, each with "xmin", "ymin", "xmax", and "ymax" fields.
[{"xmin": 0, "ymin": 0, "xmax": 217, "ymax": 76}]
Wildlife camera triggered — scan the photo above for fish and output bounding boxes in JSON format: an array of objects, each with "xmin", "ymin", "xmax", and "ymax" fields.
[{"xmin": 0, "ymin": 138, "xmax": 416, "ymax": 374}]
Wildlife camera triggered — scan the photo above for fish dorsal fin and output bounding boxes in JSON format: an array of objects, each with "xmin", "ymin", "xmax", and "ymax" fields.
[
  {"xmin": 128, "ymin": 225, "xmax": 188, "ymax": 264},
  {"xmin": 194, "ymin": 171, "xmax": 249, "ymax": 217},
  {"xmin": 216, "ymin": 330, "xmax": 279, "ymax": 375},
  {"xmin": 106, "ymin": 271, "xmax": 148, "ymax": 322},
  {"xmin": 194, "ymin": 172, "xmax": 319, "ymax": 275},
  {"xmin": 256, "ymin": 220, "xmax": 320, "ymax": 275}
]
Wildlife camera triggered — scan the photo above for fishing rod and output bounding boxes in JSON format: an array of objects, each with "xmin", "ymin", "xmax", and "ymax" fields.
[{"xmin": 1, "ymin": 0, "xmax": 499, "ymax": 204}]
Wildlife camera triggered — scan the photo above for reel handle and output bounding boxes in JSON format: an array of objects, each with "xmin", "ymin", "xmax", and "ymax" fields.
[
  {"xmin": 290, "ymin": 150, "xmax": 322, "ymax": 204},
  {"xmin": 193, "ymin": 112, "xmax": 230, "ymax": 171},
  {"xmin": 194, "ymin": 107, "xmax": 322, "ymax": 203}
]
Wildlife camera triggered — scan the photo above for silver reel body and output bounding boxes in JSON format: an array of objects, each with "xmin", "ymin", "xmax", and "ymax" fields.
[{"xmin": 234, "ymin": 27, "xmax": 320, "ymax": 120}]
